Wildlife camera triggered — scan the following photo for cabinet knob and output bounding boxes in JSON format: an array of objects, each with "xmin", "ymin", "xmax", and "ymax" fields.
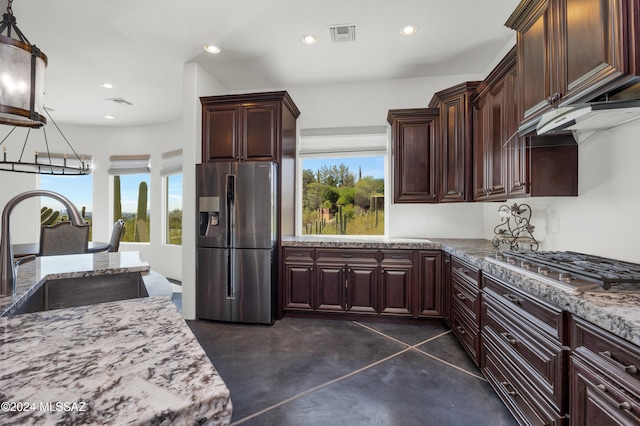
[
  {"xmin": 503, "ymin": 294, "xmax": 520, "ymax": 305},
  {"xmin": 456, "ymin": 292, "xmax": 467, "ymax": 301},
  {"xmin": 500, "ymin": 332, "xmax": 517, "ymax": 345},
  {"xmin": 599, "ymin": 350, "xmax": 639, "ymax": 374},
  {"xmin": 455, "ymin": 325, "xmax": 466, "ymax": 335}
]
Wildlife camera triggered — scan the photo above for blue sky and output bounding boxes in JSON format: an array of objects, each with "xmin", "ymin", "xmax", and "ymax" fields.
[{"xmin": 302, "ymin": 156, "xmax": 385, "ymax": 180}]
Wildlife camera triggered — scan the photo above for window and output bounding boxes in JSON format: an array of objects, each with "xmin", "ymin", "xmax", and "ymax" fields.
[
  {"xmin": 161, "ymin": 149, "xmax": 182, "ymax": 246},
  {"xmin": 109, "ymin": 155, "xmax": 151, "ymax": 243},
  {"xmin": 40, "ymin": 172, "xmax": 93, "ymax": 239},
  {"xmin": 39, "ymin": 153, "xmax": 93, "ymax": 239},
  {"xmin": 299, "ymin": 127, "xmax": 387, "ymax": 236}
]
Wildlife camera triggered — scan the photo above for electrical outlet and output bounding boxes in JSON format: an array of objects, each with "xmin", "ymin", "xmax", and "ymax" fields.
[{"xmin": 551, "ymin": 217, "xmax": 559, "ymax": 233}]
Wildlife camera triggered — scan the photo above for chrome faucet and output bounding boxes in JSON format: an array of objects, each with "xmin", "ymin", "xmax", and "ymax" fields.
[{"xmin": 0, "ymin": 190, "xmax": 86, "ymax": 295}]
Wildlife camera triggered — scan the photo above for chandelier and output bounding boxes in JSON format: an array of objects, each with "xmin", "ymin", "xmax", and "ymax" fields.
[{"xmin": 0, "ymin": 0, "xmax": 90, "ymax": 175}]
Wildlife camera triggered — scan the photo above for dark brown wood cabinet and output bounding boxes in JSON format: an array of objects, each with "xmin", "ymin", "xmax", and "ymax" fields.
[
  {"xmin": 315, "ymin": 249, "xmax": 379, "ymax": 314},
  {"xmin": 473, "ymin": 49, "xmax": 515, "ymax": 201},
  {"xmin": 570, "ymin": 316, "xmax": 640, "ymax": 424},
  {"xmin": 283, "ymin": 248, "xmax": 315, "ymax": 311},
  {"xmin": 282, "ymin": 247, "xmax": 443, "ymax": 321},
  {"xmin": 380, "ymin": 250, "xmax": 414, "ymax": 316},
  {"xmin": 429, "ymin": 82, "xmax": 481, "ymax": 202},
  {"xmin": 450, "ymin": 257, "xmax": 482, "ymax": 365},
  {"xmin": 201, "ymin": 91, "xmax": 299, "ymax": 163},
  {"xmin": 481, "ymin": 274, "xmax": 568, "ymax": 424},
  {"xmin": 387, "ymin": 109, "xmax": 440, "ymax": 203},
  {"xmin": 473, "ymin": 47, "xmax": 579, "ymax": 200},
  {"xmin": 416, "ymin": 251, "xmax": 442, "ymax": 318},
  {"xmin": 506, "ymin": 0, "xmax": 640, "ymax": 133}
]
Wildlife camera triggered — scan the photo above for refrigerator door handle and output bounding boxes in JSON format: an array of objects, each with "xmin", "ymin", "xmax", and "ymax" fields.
[
  {"xmin": 227, "ymin": 249, "xmax": 236, "ymax": 299},
  {"xmin": 227, "ymin": 174, "xmax": 236, "ymax": 248}
]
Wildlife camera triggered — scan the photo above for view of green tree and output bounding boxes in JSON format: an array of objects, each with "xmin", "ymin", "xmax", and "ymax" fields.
[{"xmin": 302, "ymin": 161, "xmax": 384, "ymax": 236}]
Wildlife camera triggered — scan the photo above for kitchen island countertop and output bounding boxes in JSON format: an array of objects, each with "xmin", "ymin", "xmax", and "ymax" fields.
[
  {"xmin": 0, "ymin": 251, "xmax": 151, "ymax": 317},
  {"xmin": 283, "ymin": 236, "xmax": 640, "ymax": 346},
  {"xmin": 0, "ymin": 296, "xmax": 232, "ymax": 425}
]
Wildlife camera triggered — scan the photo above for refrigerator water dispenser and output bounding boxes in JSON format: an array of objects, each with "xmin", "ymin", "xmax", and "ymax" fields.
[{"xmin": 199, "ymin": 196, "xmax": 220, "ymax": 237}]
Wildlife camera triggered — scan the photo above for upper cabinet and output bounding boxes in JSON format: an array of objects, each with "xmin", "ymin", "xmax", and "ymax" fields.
[
  {"xmin": 201, "ymin": 91, "xmax": 300, "ymax": 163},
  {"xmin": 429, "ymin": 82, "xmax": 481, "ymax": 203},
  {"xmin": 506, "ymin": 0, "xmax": 640, "ymax": 132},
  {"xmin": 387, "ymin": 108, "xmax": 440, "ymax": 203}
]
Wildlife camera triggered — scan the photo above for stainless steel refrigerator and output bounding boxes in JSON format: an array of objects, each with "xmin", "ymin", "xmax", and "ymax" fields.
[{"xmin": 196, "ymin": 161, "xmax": 277, "ymax": 324}]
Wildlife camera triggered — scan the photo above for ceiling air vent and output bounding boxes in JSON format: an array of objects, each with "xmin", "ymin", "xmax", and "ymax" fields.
[
  {"xmin": 105, "ymin": 97, "xmax": 133, "ymax": 106},
  {"xmin": 329, "ymin": 24, "xmax": 356, "ymax": 43}
]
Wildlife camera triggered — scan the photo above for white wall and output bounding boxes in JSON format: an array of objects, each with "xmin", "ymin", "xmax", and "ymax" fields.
[
  {"xmin": 181, "ymin": 63, "xmax": 229, "ymax": 320},
  {"xmin": 482, "ymin": 119, "xmax": 640, "ymax": 264}
]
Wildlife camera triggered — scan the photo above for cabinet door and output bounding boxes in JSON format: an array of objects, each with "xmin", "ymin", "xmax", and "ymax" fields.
[
  {"xmin": 561, "ymin": 0, "xmax": 631, "ymax": 105},
  {"xmin": 346, "ymin": 265, "xmax": 378, "ymax": 314},
  {"xmin": 439, "ymin": 94, "xmax": 472, "ymax": 202},
  {"xmin": 283, "ymin": 262, "xmax": 314, "ymax": 311},
  {"xmin": 380, "ymin": 265, "xmax": 412, "ymax": 316},
  {"xmin": 202, "ymin": 105, "xmax": 240, "ymax": 162},
  {"xmin": 243, "ymin": 102, "xmax": 279, "ymax": 161},
  {"xmin": 515, "ymin": 1, "xmax": 555, "ymax": 128},
  {"xmin": 316, "ymin": 264, "xmax": 346, "ymax": 312},
  {"xmin": 389, "ymin": 109, "xmax": 439, "ymax": 203},
  {"xmin": 416, "ymin": 251, "xmax": 442, "ymax": 318},
  {"xmin": 505, "ymin": 65, "xmax": 528, "ymax": 197}
]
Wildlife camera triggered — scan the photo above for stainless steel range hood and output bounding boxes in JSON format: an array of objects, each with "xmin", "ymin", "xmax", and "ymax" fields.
[{"xmin": 536, "ymin": 99, "xmax": 640, "ymax": 139}]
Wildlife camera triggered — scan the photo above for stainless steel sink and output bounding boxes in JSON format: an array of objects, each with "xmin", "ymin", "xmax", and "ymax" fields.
[{"xmin": 11, "ymin": 272, "xmax": 149, "ymax": 316}]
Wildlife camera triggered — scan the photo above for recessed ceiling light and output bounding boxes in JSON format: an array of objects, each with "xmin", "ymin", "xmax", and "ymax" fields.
[
  {"xmin": 204, "ymin": 44, "xmax": 221, "ymax": 54},
  {"xmin": 400, "ymin": 25, "xmax": 417, "ymax": 36},
  {"xmin": 301, "ymin": 34, "xmax": 318, "ymax": 45},
  {"xmin": 101, "ymin": 82, "xmax": 114, "ymax": 89},
  {"xmin": 104, "ymin": 115, "xmax": 115, "ymax": 120}
]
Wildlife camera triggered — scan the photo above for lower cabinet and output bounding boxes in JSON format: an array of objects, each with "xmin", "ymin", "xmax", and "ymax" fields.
[
  {"xmin": 570, "ymin": 316, "xmax": 640, "ymax": 425},
  {"xmin": 282, "ymin": 247, "xmax": 443, "ymax": 319},
  {"xmin": 481, "ymin": 274, "xmax": 568, "ymax": 425},
  {"xmin": 449, "ymin": 256, "xmax": 481, "ymax": 365}
]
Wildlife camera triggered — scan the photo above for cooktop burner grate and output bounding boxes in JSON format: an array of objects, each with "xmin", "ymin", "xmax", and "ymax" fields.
[{"xmin": 491, "ymin": 251, "xmax": 640, "ymax": 291}]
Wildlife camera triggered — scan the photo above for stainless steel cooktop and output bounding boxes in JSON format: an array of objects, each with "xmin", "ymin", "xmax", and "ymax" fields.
[{"xmin": 485, "ymin": 250, "xmax": 640, "ymax": 293}]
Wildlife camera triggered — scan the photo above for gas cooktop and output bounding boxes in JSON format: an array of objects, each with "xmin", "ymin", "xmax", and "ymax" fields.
[{"xmin": 485, "ymin": 250, "xmax": 640, "ymax": 293}]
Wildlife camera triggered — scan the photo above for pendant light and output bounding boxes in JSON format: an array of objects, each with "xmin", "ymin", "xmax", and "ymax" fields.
[{"xmin": 0, "ymin": 0, "xmax": 90, "ymax": 175}]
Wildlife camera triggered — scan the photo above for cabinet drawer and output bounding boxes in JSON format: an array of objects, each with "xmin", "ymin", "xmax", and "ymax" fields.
[
  {"xmin": 380, "ymin": 250, "xmax": 413, "ymax": 263},
  {"xmin": 284, "ymin": 248, "xmax": 314, "ymax": 262},
  {"xmin": 570, "ymin": 354, "xmax": 640, "ymax": 425},
  {"xmin": 572, "ymin": 316, "xmax": 640, "ymax": 387},
  {"xmin": 315, "ymin": 249, "xmax": 378, "ymax": 264},
  {"xmin": 483, "ymin": 274, "xmax": 565, "ymax": 342},
  {"xmin": 451, "ymin": 257, "xmax": 479, "ymax": 285},
  {"xmin": 483, "ymin": 293, "xmax": 566, "ymax": 411},
  {"xmin": 451, "ymin": 274, "xmax": 480, "ymax": 324},
  {"xmin": 483, "ymin": 337, "xmax": 565, "ymax": 426},
  {"xmin": 451, "ymin": 304, "xmax": 480, "ymax": 365}
]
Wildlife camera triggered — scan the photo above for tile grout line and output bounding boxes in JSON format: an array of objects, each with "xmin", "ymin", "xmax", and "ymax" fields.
[
  {"xmin": 229, "ymin": 345, "xmax": 414, "ymax": 425},
  {"xmin": 412, "ymin": 346, "xmax": 487, "ymax": 382},
  {"xmin": 352, "ymin": 322, "xmax": 487, "ymax": 382}
]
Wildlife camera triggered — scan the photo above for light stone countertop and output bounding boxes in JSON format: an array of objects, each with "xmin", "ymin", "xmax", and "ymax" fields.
[
  {"xmin": 0, "ymin": 296, "xmax": 232, "ymax": 425},
  {"xmin": 0, "ymin": 251, "xmax": 151, "ymax": 317},
  {"xmin": 283, "ymin": 236, "xmax": 640, "ymax": 346}
]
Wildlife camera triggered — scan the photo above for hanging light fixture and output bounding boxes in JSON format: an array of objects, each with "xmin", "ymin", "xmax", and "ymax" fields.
[{"xmin": 0, "ymin": 0, "xmax": 90, "ymax": 175}]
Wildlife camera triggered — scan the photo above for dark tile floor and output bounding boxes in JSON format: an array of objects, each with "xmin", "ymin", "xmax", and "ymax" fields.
[{"xmin": 187, "ymin": 317, "xmax": 517, "ymax": 426}]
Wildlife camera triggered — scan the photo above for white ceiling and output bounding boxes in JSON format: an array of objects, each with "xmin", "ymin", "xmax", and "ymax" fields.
[{"xmin": 9, "ymin": 0, "xmax": 517, "ymax": 126}]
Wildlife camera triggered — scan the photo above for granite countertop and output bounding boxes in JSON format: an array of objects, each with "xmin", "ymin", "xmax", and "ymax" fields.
[
  {"xmin": 0, "ymin": 296, "xmax": 232, "ymax": 425},
  {"xmin": 0, "ymin": 251, "xmax": 151, "ymax": 317},
  {"xmin": 283, "ymin": 236, "xmax": 640, "ymax": 346}
]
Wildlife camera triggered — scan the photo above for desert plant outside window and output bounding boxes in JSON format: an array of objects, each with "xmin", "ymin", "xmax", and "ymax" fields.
[
  {"xmin": 108, "ymin": 155, "xmax": 150, "ymax": 243},
  {"xmin": 298, "ymin": 127, "xmax": 388, "ymax": 236},
  {"xmin": 161, "ymin": 149, "xmax": 182, "ymax": 246}
]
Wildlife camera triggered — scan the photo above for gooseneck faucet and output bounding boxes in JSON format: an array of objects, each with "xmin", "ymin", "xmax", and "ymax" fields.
[{"xmin": 0, "ymin": 190, "xmax": 86, "ymax": 296}]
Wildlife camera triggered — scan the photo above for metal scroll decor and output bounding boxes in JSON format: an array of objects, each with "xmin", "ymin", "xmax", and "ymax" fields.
[{"xmin": 492, "ymin": 203, "xmax": 539, "ymax": 251}]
